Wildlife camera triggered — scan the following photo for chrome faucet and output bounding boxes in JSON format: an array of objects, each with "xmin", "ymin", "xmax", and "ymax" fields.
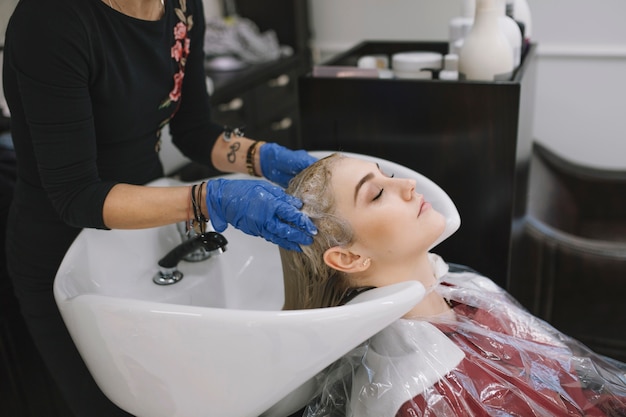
[
  {"xmin": 176, "ymin": 221, "xmax": 215, "ymax": 262},
  {"xmin": 153, "ymin": 228, "xmax": 228, "ymax": 285}
]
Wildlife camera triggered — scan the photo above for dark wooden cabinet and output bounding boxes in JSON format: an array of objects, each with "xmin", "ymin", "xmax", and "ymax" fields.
[
  {"xmin": 298, "ymin": 41, "xmax": 538, "ymax": 288},
  {"xmin": 208, "ymin": 56, "xmax": 303, "ymax": 149}
]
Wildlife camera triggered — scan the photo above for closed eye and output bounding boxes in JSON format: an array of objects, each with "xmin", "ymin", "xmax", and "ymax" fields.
[
  {"xmin": 373, "ymin": 188, "xmax": 384, "ymax": 201},
  {"xmin": 372, "ymin": 170, "xmax": 393, "ymax": 201}
]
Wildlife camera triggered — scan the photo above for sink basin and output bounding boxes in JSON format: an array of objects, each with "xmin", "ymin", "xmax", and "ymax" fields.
[{"xmin": 53, "ymin": 152, "xmax": 460, "ymax": 417}]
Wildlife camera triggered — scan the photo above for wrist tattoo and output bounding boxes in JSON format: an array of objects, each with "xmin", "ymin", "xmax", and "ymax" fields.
[{"xmin": 227, "ymin": 141, "xmax": 241, "ymax": 163}]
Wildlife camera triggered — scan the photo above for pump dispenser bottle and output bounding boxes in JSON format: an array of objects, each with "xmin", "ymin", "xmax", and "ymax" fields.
[
  {"xmin": 448, "ymin": 0, "xmax": 475, "ymax": 55},
  {"xmin": 458, "ymin": 0, "xmax": 514, "ymax": 81},
  {"xmin": 513, "ymin": 0, "xmax": 532, "ymax": 40},
  {"xmin": 505, "ymin": 0, "xmax": 525, "ymax": 38}
]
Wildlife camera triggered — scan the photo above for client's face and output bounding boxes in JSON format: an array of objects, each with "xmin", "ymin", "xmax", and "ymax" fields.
[{"xmin": 331, "ymin": 157, "xmax": 446, "ymax": 262}]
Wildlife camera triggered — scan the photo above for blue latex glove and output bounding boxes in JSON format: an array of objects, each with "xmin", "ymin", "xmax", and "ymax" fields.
[
  {"xmin": 205, "ymin": 178, "xmax": 317, "ymax": 251},
  {"xmin": 259, "ymin": 143, "xmax": 317, "ymax": 188}
]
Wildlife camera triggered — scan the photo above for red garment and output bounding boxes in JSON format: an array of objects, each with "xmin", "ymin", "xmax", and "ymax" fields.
[
  {"xmin": 396, "ymin": 304, "xmax": 618, "ymax": 417},
  {"xmin": 304, "ymin": 266, "xmax": 626, "ymax": 417}
]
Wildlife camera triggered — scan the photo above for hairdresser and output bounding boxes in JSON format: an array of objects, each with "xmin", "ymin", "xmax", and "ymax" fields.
[{"xmin": 2, "ymin": 0, "xmax": 316, "ymax": 415}]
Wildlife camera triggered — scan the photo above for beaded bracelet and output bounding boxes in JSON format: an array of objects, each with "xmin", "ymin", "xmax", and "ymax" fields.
[{"xmin": 246, "ymin": 140, "xmax": 265, "ymax": 177}]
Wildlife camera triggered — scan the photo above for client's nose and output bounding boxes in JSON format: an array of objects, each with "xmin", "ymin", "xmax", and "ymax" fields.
[{"xmin": 402, "ymin": 178, "xmax": 417, "ymax": 200}]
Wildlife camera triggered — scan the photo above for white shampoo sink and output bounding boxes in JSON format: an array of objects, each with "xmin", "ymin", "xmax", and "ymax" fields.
[{"xmin": 53, "ymin": 152, "xmax": 460, "ymax": 417}]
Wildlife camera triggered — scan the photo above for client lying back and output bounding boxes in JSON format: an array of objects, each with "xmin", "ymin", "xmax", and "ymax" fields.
[{"xmin": 279, "ymin": 153, "xmax": 626, "ymax": 417}]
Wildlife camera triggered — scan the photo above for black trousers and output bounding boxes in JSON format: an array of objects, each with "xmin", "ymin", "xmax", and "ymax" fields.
[{"xmin": 5, "ymin": 175, "xmax": 133, "ymax": 416}]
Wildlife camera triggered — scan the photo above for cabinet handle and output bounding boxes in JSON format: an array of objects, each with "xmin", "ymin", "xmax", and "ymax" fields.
[
  {"xmin": 267, "ymin": 74, "xmax": 290, "ymax": 88},
  {"xmin": 271, "ymin": 117, "xmax": 293, "ymax": 131},
  {"xmin": 217, "ymin": 97, "xmax": 244, "ymax": 112}
]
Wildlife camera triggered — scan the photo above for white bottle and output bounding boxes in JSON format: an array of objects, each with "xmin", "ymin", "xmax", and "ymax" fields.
[
  {"xmin": 513, "ymin": 0, "xmax": 532, "ymax": 39},
  {"xmin": 458, "ymin": 0, "xmax": 514, "ymax": 81},
  {"xmin": 451, "ymin": 0, "xmax": 521, "ymax": 68},
  {"xmin": 449, "ymin": 0, "xmax": 476, "ymax": 55}
]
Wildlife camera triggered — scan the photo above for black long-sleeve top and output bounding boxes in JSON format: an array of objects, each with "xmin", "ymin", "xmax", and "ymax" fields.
[
  {"xmin": 4, "ymin": 0, "xmax": 221, "ymax": 228},
  {"xmin": 3, "ymin": 0, "xmax": 222, "ymax": 282}
]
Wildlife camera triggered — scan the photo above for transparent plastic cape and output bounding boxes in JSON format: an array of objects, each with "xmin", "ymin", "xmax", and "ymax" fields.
[{"xmin": 302, "ymin": 255, "xmax": 626, "ymax": 417}]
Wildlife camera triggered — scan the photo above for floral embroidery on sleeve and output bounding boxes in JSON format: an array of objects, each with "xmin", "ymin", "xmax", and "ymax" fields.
[
  {"xmin": 155, "ymin": 0, "xmax": 194, "ymax": 151},
  {"xmin": 159, "ymin": 0, "xmax": 193, "ymax": 111}
]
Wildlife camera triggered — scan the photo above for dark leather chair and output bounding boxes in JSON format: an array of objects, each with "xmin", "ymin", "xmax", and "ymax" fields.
[{"xmin": 509, "ymin": 142, "xmax": 626, "ymax": 362}]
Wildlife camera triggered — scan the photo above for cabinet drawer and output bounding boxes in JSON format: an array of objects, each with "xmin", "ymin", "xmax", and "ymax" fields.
[
  {"xmin": 252, "ymin": 70, "xmax": 298, "ymax": 124},
  {"xmin": 254, "ymin": 108, "xmax": 300, "ymax": 148},
  {"xmin": 211, "ymin": 93, "xmax": 251, "ymax": 127}
]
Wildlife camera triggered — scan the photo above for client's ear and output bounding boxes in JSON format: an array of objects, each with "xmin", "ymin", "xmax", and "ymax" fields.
[{"xmin": 323, "ymin": 247, "xmax": 369, "ymax": 273}]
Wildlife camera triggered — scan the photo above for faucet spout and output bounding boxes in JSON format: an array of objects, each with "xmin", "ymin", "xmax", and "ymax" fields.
[{"xmin": 153, "ymin": 232, "xmax": 228, "ymax": 285}]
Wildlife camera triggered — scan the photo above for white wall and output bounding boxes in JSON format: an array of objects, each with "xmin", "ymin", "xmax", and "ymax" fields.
[
  {"xmin": 310, "ymin": 0, "xmax": 456, "ymax": 58},
  {"xmin": 0, "ymin": 0, "xmax": 19, "ymax": 46},
  {"xmin": 309, "ymin": 0, "xmax": 626, "ymax": 170},
  {"xmin": 529, "ymin": 1, "xmax": 626, "ymax": 169},
  {"xmin": 1, "ymin": 0, "xmax": 20, "ymax": 117}
]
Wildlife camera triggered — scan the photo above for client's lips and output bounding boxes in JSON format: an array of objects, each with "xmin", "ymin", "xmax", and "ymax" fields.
[{"xmin": 418, "ymin": 200, "xmax": 431, "ymax": 216}]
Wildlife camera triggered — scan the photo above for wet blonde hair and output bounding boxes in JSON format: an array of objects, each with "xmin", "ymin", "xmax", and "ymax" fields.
[{"xmin": 280, "ymin": 153, "xmax": 356, "ymax": 310}]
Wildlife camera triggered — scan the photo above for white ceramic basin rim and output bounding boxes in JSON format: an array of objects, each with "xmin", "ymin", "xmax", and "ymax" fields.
[{"xmin": 53, "ymin": 151, "xmax": 460, "ymax": 417}]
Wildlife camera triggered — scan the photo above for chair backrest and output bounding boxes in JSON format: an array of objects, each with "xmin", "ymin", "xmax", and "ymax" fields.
[
  {"xmin": 528, "ymin": 142, "xmax": 626, "ymax": 239},
  {"xmin": 510, "ymin": 142, "xmax": 626, "ymax": 363}
]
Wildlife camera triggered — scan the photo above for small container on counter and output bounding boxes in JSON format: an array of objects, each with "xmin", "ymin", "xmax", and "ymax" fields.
[
  {"xmin": 439, "ymin": 54, "xmax": 460, "ymax": 80},
  {"xmin": 392, "ymin": 51, "xmax": 443, "ymax": 80},
  {"xmin": 358, "ymin": 54, "xmax": 394, "ymax": 78}
]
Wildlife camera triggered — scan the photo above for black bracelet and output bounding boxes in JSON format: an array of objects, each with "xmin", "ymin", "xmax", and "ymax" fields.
[
  {"xmin": 190, "ymin": 182, "xmax": 208, "ymax": 234},
  {"xmin": 191, "ymin": 183, "xmax": 208, "ymax": 221},
  {"xmin": 190, "ymin": 183, "xmax": 199, "ymax": 221},
  {"xmin": 196, "ymin": 181, "xmax": 208, "ymax": 223}
]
